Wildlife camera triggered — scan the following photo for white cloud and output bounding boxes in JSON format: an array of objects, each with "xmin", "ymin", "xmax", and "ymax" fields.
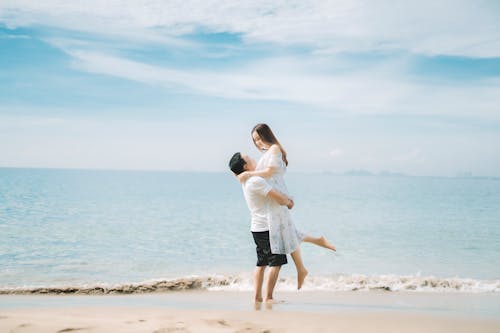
[
  {"xmin": 3, "ymin": 0, "xmax": 499, "ymax": 119},
  {"xmin": 329, "ymin": 148, "xmax": 343, "ymax": 158},
  {"xmin": 1, "ymin": 1, "xmax": 499, "ymax": 175},
  {"xmin": 0, "ymin": 33, "xmax": 30, "ymax": 39},
  {"xmin": 1, "ymin": 0, "xmax": 499, "ymax": 57},
  {"xmin": 58, "ymin": 49, "xmax": 500, "ymax": 119}
]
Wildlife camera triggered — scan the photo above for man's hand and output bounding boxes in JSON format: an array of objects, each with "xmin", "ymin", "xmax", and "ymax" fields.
[{"xmin": 267, "ymin": 189, "xmax": 294, "ymax": 207}]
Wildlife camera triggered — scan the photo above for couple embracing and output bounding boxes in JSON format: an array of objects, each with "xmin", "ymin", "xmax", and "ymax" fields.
[{"xmin": 229, "ymin": 124, "xmax": 336, "ymax": 304}]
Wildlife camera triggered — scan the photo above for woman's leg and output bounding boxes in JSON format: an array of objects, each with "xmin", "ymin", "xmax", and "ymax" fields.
[
  {"xmin": 290, "ymin": 247, "xmax": 308, "ymax": 290},
  {"xmin": 303, "ymin": 235, "xmax": 336, "ymax": 251}
]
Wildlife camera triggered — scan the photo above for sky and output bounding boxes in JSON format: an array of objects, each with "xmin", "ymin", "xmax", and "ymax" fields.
[{"xmin": 0, "ymin": 1, "xmax": 499, "ymax": 176}]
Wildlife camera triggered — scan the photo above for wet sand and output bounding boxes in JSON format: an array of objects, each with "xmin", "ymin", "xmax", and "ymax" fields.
[{"xmin": 1, "ymin": 291, "xmax": 499, "ymax": 332}]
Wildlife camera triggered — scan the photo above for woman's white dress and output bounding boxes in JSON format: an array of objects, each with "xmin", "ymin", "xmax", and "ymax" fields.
[{"xmin": 256, "ymin": 148, "xmax": 305, "ymax": 254}]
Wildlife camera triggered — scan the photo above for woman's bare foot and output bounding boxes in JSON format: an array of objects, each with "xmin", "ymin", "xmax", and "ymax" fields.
[
  {"xmin": 297, "ymin": 268, "xmax": 308, "ymax": 290},
  {"xmin": 318, "ymin": 236, "xmax": 336, "ymax": 251}
]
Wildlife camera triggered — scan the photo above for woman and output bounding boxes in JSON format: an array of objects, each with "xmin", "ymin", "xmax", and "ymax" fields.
[{"xmin": 238, "ymin": 123, "xmax": 336, "ymax": 289}]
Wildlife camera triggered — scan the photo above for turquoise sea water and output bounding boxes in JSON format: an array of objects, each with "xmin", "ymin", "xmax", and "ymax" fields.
[{"xmin": 1, "ymin": 168, "xmax": 499, "ymax": 292}]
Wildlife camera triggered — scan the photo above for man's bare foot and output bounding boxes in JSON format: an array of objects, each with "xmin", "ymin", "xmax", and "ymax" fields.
[
  {"xmin": 297, "ymin": 268, "xmax": 308, "ymax": 290},
  {"xmin": 253, "ymin": 302, "xmax": 262, "ymax": 311},
  {"xmin": 319, "ymin": 236, "xmax": 336, "ymax": 251},
  {"xmin": 254, "ymin": 297, "xmax": 263, "ymax": 303},
  {"xmin": 264, "ymin": 298, "xmax": 284, "ymax": 304}
]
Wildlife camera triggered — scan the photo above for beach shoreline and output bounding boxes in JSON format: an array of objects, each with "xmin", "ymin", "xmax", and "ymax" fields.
[{"xmin": 1, "ymin": 291, "xmax": 499, "ymax": 332}]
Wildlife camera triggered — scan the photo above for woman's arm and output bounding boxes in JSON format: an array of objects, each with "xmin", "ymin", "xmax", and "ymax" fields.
[
  {"xmin": 238, "ymin": 166, "xmax": 276, "ymax": 182},
  {"xmin": 238, "ymin": 145, "xmax": 281, "ymax": 182}
]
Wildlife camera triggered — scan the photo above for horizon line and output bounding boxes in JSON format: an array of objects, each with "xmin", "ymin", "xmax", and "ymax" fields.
[{"xmin": 1, "ymin": 165, "xmax": 498, "ymax": 179}]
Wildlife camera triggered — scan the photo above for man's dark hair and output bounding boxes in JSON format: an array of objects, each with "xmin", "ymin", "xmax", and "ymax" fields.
[{"xmin": 229, "ymin": 152, "xmax": 246, "ymax": 175}]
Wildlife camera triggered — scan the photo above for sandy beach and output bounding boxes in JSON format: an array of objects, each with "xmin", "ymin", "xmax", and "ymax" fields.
[
  {"xmin": 2, "ymin": 305, "xmax": 500, "ymax": 333},
  {"xmin": 1, "ymin": 291, "xmax": 499, "ymax": 332}
]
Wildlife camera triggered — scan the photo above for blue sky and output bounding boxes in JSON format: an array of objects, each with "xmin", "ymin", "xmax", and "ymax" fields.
[{"xmin": 1, "ymin": 1, "xmax": 499, "ymax": 176}]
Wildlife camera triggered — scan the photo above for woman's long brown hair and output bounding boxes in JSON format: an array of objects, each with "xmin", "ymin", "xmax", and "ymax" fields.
[{"xmin": 252, "ymin": 123, "xmax": 289, "ymax": 166}]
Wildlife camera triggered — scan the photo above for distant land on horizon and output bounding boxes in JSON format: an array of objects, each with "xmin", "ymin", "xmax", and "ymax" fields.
[{"xmin": 321, "ymin": 169, "xmax": 500, "ymax": 179}]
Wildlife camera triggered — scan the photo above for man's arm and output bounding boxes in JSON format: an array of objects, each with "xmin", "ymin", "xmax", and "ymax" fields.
[{"xmin": 267, "ymin": 189, "xmax": 294, "ymax": 209}]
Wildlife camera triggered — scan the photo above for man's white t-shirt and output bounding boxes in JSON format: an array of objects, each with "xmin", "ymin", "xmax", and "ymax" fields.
[{"xmin": 242, "ymin": 176, "xmax": 272, "ymax": 232}]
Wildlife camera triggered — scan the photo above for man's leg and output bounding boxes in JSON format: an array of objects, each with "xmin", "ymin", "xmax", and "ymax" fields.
[
  {"xmin": 254, "ymin": 266, "xmax": 266, "ymax": 303},
  {"xmin": 265, "ymin": 265, "xmax": 281, "ymax": 302}
]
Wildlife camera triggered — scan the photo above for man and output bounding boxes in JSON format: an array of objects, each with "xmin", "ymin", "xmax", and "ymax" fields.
[{"xmin": 229, "ymin": 152, "xmax": 294, "ymax": 304}]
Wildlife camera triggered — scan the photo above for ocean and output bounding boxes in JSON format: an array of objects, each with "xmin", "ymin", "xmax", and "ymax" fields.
[{"xmin": 1, "ymin": 168, "xmax": 499, "ymax": 293}]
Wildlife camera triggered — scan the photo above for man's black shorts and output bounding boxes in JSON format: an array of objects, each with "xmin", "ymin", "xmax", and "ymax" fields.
[{"xmin": 252, "ymin": 231, "xmax": 287, "ymax": 267}]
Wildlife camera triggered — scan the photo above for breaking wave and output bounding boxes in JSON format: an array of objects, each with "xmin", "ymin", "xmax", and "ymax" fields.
[{"xmin": 1, "ymin": 274, "xmax": 499, "ymax": 295}]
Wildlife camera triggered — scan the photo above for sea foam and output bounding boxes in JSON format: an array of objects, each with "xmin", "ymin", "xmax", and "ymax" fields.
[{"xmin": 1, "ymin": 274, "xmax": 498, "ymax": 295}]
